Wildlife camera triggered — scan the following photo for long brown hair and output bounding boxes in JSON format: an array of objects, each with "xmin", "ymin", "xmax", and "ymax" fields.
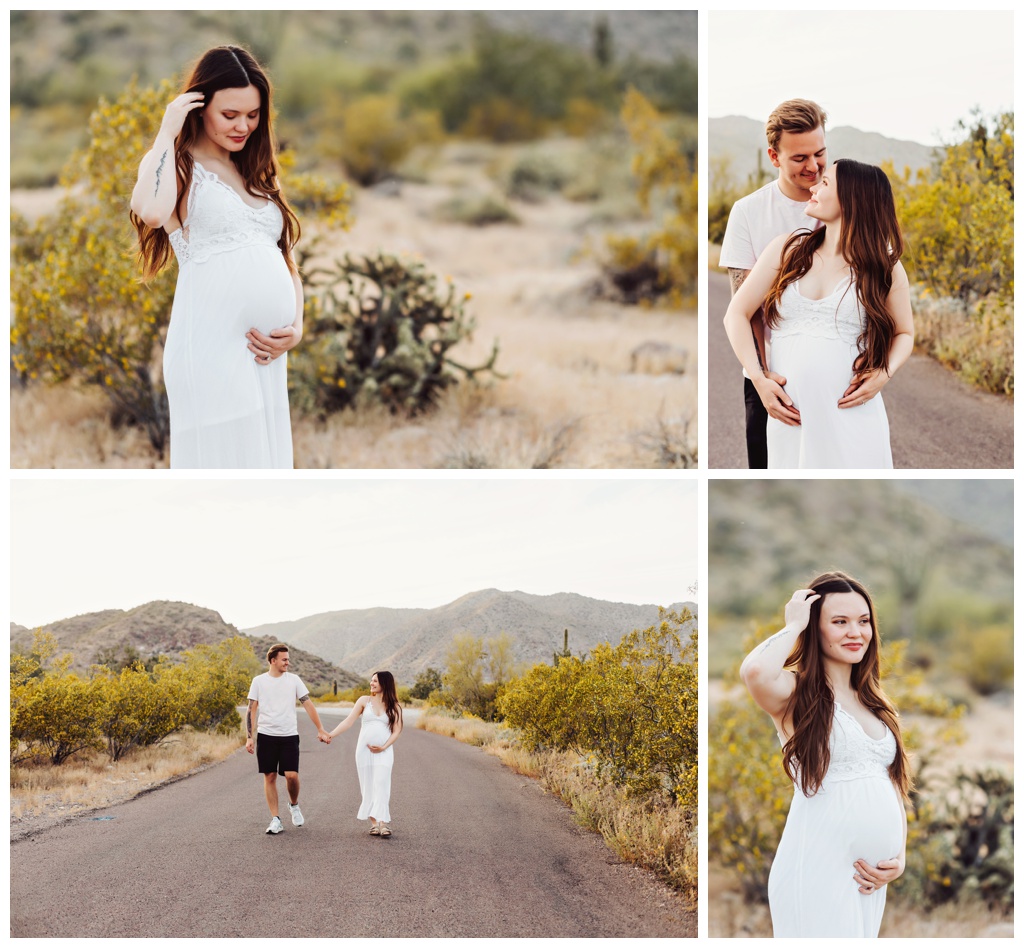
[
  {"xmin": 781, "ymin": 570, "xmax": 912, "ymax": 799},
  {"xmin": 373, "ymin": 671, "xmax": 402, "ymax": 732},
  {"xmin": 131, "ymin": 45, "xmax": 300, "ymax": 280},
  {"xmin": 763, "ymin": 159, "xmax": 904, "ymax": 376}
]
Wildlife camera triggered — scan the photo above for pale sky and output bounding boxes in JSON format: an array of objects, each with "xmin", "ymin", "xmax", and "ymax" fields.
[
  {"xmin": 10, "ymin": 477, "xmax": 697, "ymax": 630},
  {"xmin": 708, "ymin": 11, "xmax": 1014, "ymax": 147}
]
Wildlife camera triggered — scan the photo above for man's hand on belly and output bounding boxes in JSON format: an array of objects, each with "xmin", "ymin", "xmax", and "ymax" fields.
[{"xmin": 754, "ymin": 371, "xmax": 801, "ymax": 426}]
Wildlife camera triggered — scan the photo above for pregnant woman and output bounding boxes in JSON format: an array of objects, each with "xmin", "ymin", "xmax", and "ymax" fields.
[
  {"xmin": 328, "ymin": 671, "xmax": 404, "ymax": 837},
  {"xmin": 740, "ymin": 571, "xmax": 910, "ymax": 937},
  {"xmin": 724, "ymin": 160, "xmax": 914, "ymax": 468},
  {"xmin": 130, "ymin": 45, "xmax": 302, "ymax": 468}
]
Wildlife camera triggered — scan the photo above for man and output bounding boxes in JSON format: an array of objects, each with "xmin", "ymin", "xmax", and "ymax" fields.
[
  {"xmin": 246, "ymin": 644, "xmax": 331, "ymax": 834},
  {"xmin": 719, "ymin": 99, "xmax": 828, "ymax": 468}
]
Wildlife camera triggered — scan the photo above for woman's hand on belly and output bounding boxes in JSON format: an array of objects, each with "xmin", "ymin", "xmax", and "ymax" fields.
[
  {"xmin": 838, "ymin": 366, "xmax": 889, "ymax": 409},
  {"xmin": 852, "ymin": 855, "xmax": 904, "ymax": 895},
  {"xmin": 246, "ymin": 324, "xmax": 302, "ymax": 366}
]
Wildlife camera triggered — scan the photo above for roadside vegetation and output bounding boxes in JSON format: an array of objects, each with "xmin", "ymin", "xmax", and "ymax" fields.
[
  {"xmin": 416, "ymin": 610, "xmax": 698, "ymax": 903},
  {"xmin": 10, "ymin": 632, "xmax": 261, "ymax": 827}
]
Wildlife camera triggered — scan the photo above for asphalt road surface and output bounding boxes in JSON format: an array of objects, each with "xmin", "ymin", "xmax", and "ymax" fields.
[
  {"xmin": 10, "ymin": 709, "xmax": 694, "ymax": 938},
  {"xmin": 707, "ymin": 271, "xmax": 1014, "ymax": 469}
]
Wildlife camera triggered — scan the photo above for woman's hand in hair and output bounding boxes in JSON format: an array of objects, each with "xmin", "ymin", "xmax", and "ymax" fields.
[
  {"xmin": 160, "ymin": 92, "xmax": 205, "ymax": 140},
  {"xmin": 783, "ymin": 589, "xmax": 821, "ymax": 634},
  {"xmin": 739, "ymin": 588, "xmax": 815, "ymax": 719},
  {"xmin": 837, "ymin": 367, "xmax": 889, "ymax": 409},
  {"xmin": 853, "ymin": 855, "xmax": 904, "ymax": 894}
]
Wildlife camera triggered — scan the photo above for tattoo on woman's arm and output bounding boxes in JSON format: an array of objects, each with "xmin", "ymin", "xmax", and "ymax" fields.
[
  {"xmin": 154, "ymin": 150, "xmax": 168, "ymax": 197},
  {"xmin": 755, "ymin": 629, "xmax": 791, "ymax": 656}
]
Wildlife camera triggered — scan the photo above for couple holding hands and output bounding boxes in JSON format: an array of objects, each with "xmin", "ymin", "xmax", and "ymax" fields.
[{"xmin": 246, "ymin": 644, "xmax": 403, "ymax": 837}]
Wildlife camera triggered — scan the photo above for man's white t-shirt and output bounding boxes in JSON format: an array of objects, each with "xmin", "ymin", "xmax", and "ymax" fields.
[
  {"xmin": 720, "ymin": 179, "xmax": 821, "ymax": 377},
  {"xmin": 247, "ymin": 671, "xmax": 308, "ymax": 737},
  {"xmin": 719, "ymin": 179, "xmax": 817, "ymax": 271}
]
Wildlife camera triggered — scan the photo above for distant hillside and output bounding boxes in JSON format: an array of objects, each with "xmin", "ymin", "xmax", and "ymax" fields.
[
  {"xmin": 710, "ymin": 115, "xmax": 939, "ymax": 186},
  {"xmin": 245, "ymin": 589, "xmax": 696, "ymax": 682},
  {"xmin": 891, "ymin": 480, "xmax": 1014, "ymax": 548},
  {"xmin": 709, "ymin": 480, "xmax": 1013, "ymax": 628},
  {"xmin": 10, "ymin": 10, "xmax": 695, "ymax": 106},
  {"xmin": 246, "ymin": 636, "xmax": 364, "ymax": 693},
  {"xmin": 9, "ymin": 600, "xmax": 362, "ymax": 692},
  {"xmin": 485, "ymin": 10, "xmax": 696, "ymax": 63}
]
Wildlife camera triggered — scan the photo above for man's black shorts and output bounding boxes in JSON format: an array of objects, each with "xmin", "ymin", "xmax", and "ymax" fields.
[{"xmin": 256, "ymin": 733, "xmax": 300, "ymax": 775}]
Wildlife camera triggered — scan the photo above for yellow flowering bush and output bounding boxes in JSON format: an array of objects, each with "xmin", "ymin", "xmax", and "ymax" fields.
[
  {"xmin": 11, "ymin": 79, "xmax": 178, "ymax": 451},
  {"xmin": 10, "ymin": 633, "xmax": 261, "ymax": 765},
  {"xmin": 10, "ymin": 636, "xmax": 108, "ymax": 766},
  {"xmin": 600, "ymin": 88, "xmax": 697, "ymax": 307},
  {"xmin": 499, "ymin": 609, "xmax": 697, "ymax": 810}
]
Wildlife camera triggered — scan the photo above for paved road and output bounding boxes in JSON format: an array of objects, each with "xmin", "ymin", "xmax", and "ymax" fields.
[
  {"xmin": 10, "ymin": 710, "xmax": 694, "ymax": 938},
  {"xmin": 707, "ymin": 271, "xmax": 1014, "ymax": 469}
]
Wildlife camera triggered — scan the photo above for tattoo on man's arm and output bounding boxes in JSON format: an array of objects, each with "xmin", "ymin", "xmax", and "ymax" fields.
[
  {"xmin": 299, "ymin": 693, "xmax": 311, "ymax": 704},
  {"xmin": 246, "ymin": 699, "xmax": 255, "ymax": 737},
  {"xmin": 153, "ymin": 149, "xmax": 168, "ymax": 198},
  {"xmin": 728, "ymin": 268, "xmax": 749, "ymax": 296}
]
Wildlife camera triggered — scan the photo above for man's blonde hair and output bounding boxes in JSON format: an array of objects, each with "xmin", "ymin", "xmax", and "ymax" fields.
[
  {"xmin": 267, "ymin": 643, "xmax": 289, "ymax": 662},
  {"xmin": 766, "ymin": 99, "xmax": 828, "ymax": 152}
]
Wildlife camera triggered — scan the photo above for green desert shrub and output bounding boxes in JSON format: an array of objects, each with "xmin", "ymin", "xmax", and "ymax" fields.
[
  {"xmin": 290, "ymin": 250, "xmax": 500, "ymax": 416},
  {"xmin": 318, "ymin": 93, "xmax": 443, "ymax": 185}
]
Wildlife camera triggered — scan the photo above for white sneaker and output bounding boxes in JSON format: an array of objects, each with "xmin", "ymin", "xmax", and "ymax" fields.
[
  {"xmin": 289, "ymin": 803, "xmax": 305, "ymax": 827},
  {"xmin": 266, "ymin": 816, "xmax": 284, "ymax": 834}
]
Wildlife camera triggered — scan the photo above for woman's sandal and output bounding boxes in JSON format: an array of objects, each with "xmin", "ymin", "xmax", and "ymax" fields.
[
  {"xmin": 369, "ymin": 823, "xmax": 381, "ymax": 836},
  {"xmin": 379, "ymin": 824, "xmax": 392, "ymax": 838}
]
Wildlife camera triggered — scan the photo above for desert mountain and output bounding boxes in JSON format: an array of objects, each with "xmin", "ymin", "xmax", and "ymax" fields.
[
  {"xmin": 710, "ymin": 115, "xmax": 938, "ymax": 186},
  {"xmin": 9, "ymin": 600, "xmax": 362, "ymax": 692},
  {"xmin": 245, "ymin": 589, "xmax": 696, "ymax": 682}
]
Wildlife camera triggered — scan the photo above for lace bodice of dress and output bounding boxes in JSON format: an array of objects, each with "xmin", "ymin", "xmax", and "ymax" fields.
[
  {"xmin": 168, "ymin": 161, "xmax": 283, "ymax": 266},
  {"xmin": 824, "ymin": 701, "xmax": 896, "ymax": 784},
  {"xmin": 360, "ymin": 701, "xmax": 391, "ymax": 729},
  {"xmin": 772, "ymin": 278, "xmax": 864, "ymax": 346}
]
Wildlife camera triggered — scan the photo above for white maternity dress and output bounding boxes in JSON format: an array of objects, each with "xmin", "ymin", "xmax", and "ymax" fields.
[
  {"xmin": 768, "ymin": 702, "xmax": 904, "ymax": 938},
  {"xmin": 356, "ymin": 702, "xmax": 395, "ymax": 823},
  {"xmin": 767, "ymin": 278, "xmax": 893, "ymax": 469},
  {"xmin": 165, "ymin": 161, "xmax": 294, "ymax": 468}
]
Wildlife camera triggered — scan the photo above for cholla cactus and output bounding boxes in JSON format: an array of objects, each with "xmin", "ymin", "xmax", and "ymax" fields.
[{"xmin": 291, "ymin": 250, "xmax": 500, "ymax": 415}]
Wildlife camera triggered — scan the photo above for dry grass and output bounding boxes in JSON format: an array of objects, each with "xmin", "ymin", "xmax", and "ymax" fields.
[
  {"xmin": 910, "ymin": 291, "xmax": 1014, "ymax": 396},
  {"xmin": 10, "ymin": 730, "xmax": 243, "ymax": 834},
  {"xmin": 9, "ymin": 383, "xmax": 162, "ymax": 469},
  {"xmin": 708, "ymin": 863, "xmax": 1013, "ymax": 938},
  {"xmin": 417, "ymin": 709, "xmax": 697, "ymax": 903},
  {"xmin": 416, "ymin": 709, "xmax": 512, "ymax": 747},
  {"xmin": 10, "ymin": 140, "xmax": 696, "ymax": 469}
]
